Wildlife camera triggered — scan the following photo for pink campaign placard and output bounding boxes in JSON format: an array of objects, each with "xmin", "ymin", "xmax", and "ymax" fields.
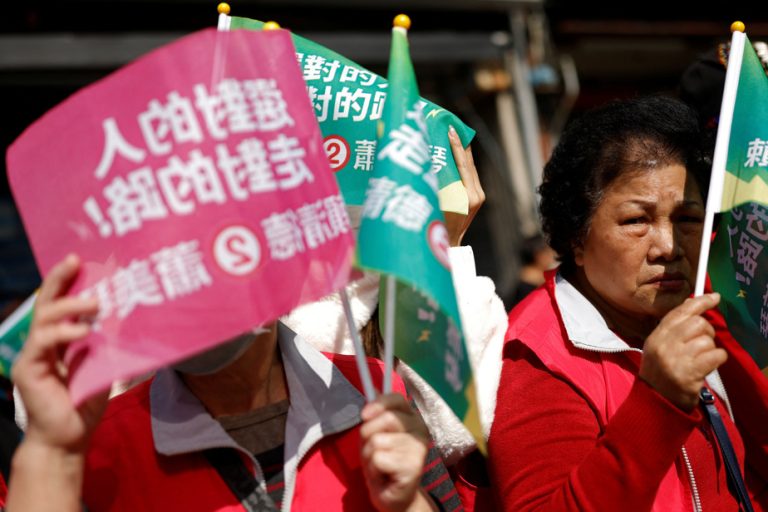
[{"xmin": 7, "ymin": 28, "xmax": 353, "ymax": 403}]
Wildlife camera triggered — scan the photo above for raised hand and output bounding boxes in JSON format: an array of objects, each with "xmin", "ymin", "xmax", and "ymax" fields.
[
  {"xmin": 444, "ymin": 126, "xmax": 485, "ymax": 247},
  {"xmin": 7, "ymin": 254, "xmax": 108, "ymax": 512}
]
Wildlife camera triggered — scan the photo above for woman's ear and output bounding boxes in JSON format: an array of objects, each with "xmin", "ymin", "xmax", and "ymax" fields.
[{"xmin": 573, "ymin": 246, "xmax": 585, "ymax": 267}]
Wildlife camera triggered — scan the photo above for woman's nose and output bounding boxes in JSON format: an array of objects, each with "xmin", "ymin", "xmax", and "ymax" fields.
[{"xmin": 648, "ymin": 221, "xmax": 681, "ymax": 261}]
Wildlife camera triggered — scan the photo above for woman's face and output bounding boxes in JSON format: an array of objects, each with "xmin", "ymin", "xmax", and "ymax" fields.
[{"xmin": 574, "ymin": 163, "xmax": 705, "ymax": 320}]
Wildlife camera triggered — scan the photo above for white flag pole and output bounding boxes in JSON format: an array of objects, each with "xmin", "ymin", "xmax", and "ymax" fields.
[
  {"xmin": 694, "ymin": 24, "xmax": 746, "ymax": 297},
  {"xmin": 213, "ymin": 4, "xmax": 375, "ymax": 401},
  {"xmin": 217, "ymin": 3, "xmax": 231, "ymax": 31},
  {"xmin": 340, "ymin": 288, "xmax": 377, "ymax": 402},
  {"xmin": 382, "ymin": 275, "xmax": 396, "ymax": 394}
]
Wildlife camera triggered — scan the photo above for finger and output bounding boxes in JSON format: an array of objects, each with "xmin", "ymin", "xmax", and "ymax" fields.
[
  {"xmin": 449, "ymin": 128, "xmax": 483, "ymax": 208},
  {"xmin": 360, "ymin": 409, "xmax": 416, "ymax": 440},
  {"xmin": 25, "ymin": 322, "xmax": 91, "ymax": 354},
  {"xmin": 366, "ymin": 434, "xmax": 427, "ymax": 474},
  {"xmin": 37, "ymin": 254, "xmax": 81, "ymax": 305},
  {"xmin": 447, "ymin": 126, "xmax": 468, "ymax": 174},
  {"xmin": 361, "ymin": 431, "xmax": 398, "ymax": 461},
  {"xmin": 665, "ymin": 293, "xmax": 720, "ymax": 324},
  {"xmin": 693, "ymin": 347, "xmax": 728, "ymax": 376},
  {"xmin": 677, "ymin": 316, "xmax": 715, "ymax": 342},
  {"xmin": 35, "ymin": 296, "xmax": 99, "ymax": 326},
  {"xmin": 462, "ymin": 145, "xmax": 483, "ymax": 204},
  {"xmin": 448, "ymin": 130, "xmax": 481, "ymax": 203},
  {"xmin": 685, "ymin": 335, "xmax": 717, "ymax": 357}
]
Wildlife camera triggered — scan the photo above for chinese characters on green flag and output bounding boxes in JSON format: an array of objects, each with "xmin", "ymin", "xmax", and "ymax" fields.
[
  {"xmin": 707, "ymin": 33, "xmax": 768, "ymax": 368},
  {"xmin": 227, "ymin": 15, "xmax": 475, "ymax": 213},
  {"xmin": 357, "ymin": 23, "xmax": 485, "ymax": 452}
]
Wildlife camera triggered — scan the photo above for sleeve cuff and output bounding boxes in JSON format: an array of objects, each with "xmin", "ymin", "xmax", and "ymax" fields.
[{"xmin": 448, "ymin": 245, "xmax": 476, "ymax": 284}]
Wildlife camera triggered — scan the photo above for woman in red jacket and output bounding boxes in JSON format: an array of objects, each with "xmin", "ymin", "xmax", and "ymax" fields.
[{"xmin": 488, "ymin": 96, "xmax": 768, "ymax": 511}]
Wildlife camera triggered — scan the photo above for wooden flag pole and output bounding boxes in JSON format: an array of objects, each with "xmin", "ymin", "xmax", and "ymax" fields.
[{"xmin": 694, "ymin": 22, "xmax": 746, "ymax": 297}]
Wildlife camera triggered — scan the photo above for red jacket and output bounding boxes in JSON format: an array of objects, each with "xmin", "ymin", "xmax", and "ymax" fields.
[
  {"xmin": 83, "ymin": 327, "xmax": 413, "ymax": 512},
  {"xmin": 488, "ymin": 271, "xmax": 762, "ymax": 511},
  {"xmin": 0, "ymin": 472, "xmax": 6, "ymax": 508}
]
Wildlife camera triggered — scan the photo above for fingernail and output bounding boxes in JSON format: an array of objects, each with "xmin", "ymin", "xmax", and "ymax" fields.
[{"xmin": 448, "ymin": 125, "xmax": 456, "ymax": 136}]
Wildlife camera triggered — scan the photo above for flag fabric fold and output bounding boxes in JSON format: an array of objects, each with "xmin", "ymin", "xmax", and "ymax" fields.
[
  {"xmin": 357, "ymin": 22, "xmax": 485, "ymax": 452},
  {"xmin": 226, "ymin": 15, "xmax": 475, "ymax": 214},
  {"xmin": 701, "ymin": 31, "xmax": 768, "ymax": 368}
]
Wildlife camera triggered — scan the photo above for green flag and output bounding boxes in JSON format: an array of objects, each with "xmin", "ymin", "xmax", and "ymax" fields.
[
  {"xmin": 705, "ymin": 32, "xmax": 768, "ymax": 368},
  {"xmin": 227, "ymin": 16, "xmax": 475, "ymax": 213},
  {"xmin": 0, "ymin": 292, "xmax": 36, "ymax": 377},
  {"xmin": 357, "ymin": 21, "xmax": 484, "ymax": 452}
]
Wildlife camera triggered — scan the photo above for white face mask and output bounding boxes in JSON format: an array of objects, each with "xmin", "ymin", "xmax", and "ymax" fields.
[{"xmin": 171, "ymin": 326, "xmax": 269, "ymax": 376}]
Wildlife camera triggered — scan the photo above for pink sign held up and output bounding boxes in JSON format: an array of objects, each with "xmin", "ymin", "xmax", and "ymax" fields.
[{"xmin": 7, "ymin": 28, "xmax": 354, "ymax": 404}]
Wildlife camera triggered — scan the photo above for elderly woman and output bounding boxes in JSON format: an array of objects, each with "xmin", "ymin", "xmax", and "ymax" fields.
[{"xmin": 488, "ymin": 96, "xmax": 768, "ymax": 511}]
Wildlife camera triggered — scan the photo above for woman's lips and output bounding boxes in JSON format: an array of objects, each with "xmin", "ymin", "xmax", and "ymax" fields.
[{"xmin": 647, "ymin": 273, "xmax": 687, "ymax": 291}]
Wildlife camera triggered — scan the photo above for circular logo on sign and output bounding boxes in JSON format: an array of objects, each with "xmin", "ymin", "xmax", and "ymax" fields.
[
  {"xmin": 213, "ymin": 225, "xmax": 261, "ymax": 276},
  {"xmin": 427, "ymin": 221, "xmax": 451, "ymax": 270},
  {"xmin": 323, "ymin": 135, "xmax": 350, "ymax": 172}
]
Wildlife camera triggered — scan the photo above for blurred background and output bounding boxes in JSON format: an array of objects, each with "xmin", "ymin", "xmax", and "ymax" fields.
[{"xmin": 2, "ymin": 0, "xmax": 766, "ymax": 315}]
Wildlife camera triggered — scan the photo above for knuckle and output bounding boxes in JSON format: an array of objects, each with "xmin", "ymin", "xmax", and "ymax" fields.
[{"xmin": 368, "ymin": 433, "xmax": 388, "ymax": 452}]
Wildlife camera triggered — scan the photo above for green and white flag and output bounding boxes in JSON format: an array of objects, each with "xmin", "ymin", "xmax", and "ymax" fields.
[
  {"xmin": 0, "ymin": 292, "xmax": 36, "ymax": 377},
  {"xmin": 698, "ymin": 29, "xmax": 768, "ymax": 368},
  {"xmin": 357, "ymin": 19, "xmax": 484, "ymax": 452},
  {"xmin": 224, "ymin": 15, "xmax": 476, "ymax": 213}
]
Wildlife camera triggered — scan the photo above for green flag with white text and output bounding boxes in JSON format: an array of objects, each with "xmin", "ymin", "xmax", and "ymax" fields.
[
  {"xmin": 357, "ymin": 23, "xmax": 484, "ymax": 452},
  {"xmin": 706, "ymin": 33, "xmax": 768, "ymax": 368},
  {"xmin": 227, "ymin": 15, "xmax": 475, "ymax": 213}
]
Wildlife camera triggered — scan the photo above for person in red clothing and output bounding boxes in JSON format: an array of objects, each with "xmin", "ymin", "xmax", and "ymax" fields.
[
  {"xmin": 6, "ymin": 254, "xmax": 456, "ymax": 512},
  {"xmin": 488, "ymin": 96, "xmax": 768, "ymax": 511}
]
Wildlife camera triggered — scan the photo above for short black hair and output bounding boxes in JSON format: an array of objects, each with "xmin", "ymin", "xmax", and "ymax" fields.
[
  {"xmin": 538, "ymin": 95, "xmax": 711, "ymax": 273},
  {"xmin": 520, "ymin": 234, "xmax": 548, "ymax": 266}
]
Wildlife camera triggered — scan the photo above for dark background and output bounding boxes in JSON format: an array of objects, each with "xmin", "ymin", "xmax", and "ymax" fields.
[{"xmin": 1, "ymin": 0, "xmax": 765, "ymax": 312}]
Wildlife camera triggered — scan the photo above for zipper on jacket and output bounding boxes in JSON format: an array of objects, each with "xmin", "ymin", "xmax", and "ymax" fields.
[
  {"xmin": 681, "ymin": 447, "xmax": 702, "ymax": 512},
  {"xmin": 571, "ymin": 342, "xmax": 706, "ymax": 512}
]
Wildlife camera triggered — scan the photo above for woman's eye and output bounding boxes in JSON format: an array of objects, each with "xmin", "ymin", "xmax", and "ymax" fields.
[
  {"xmin": 621, "ymin": 217, "xmax": 645, "ymax": 225},
  {"xmin": 678, "ymin": 215, "xmax": 704, "ymax": 223}
]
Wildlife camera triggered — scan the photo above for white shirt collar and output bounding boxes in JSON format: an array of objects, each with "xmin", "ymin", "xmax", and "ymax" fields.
[
  {"xmin": 553, "ymin": 272, "xmax": 732, "ymax": 416},
  {"xmin": 553, "ymin": 272, "xmax": 639, "ymax": 353}
]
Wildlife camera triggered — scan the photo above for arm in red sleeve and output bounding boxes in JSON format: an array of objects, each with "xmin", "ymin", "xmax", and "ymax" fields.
[{"xmin": 487, "ymin": 341, "xmax": 701, "ymax": 512}]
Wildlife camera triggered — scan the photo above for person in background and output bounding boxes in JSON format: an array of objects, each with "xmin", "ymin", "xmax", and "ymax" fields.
[
  {"xmin": 488, "ymin": 96, "xmax": 768, "ymax": 510},
  {"xmin": 6, "ymin": 253, "xmax": 458, "ymax": 511},
  {"xmin": 503, "ymin": 234, "xmax": 556, "ymax": 311}
]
